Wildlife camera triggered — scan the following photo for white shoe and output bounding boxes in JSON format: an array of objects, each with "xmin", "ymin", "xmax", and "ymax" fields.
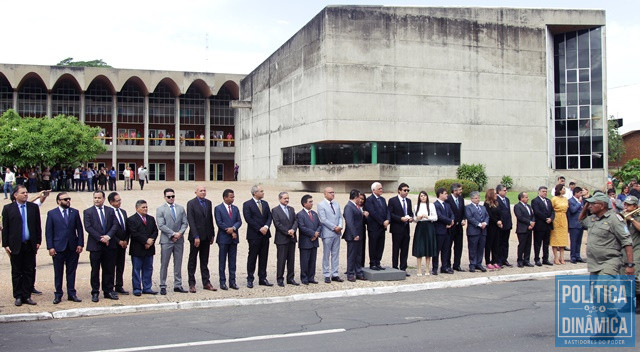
[{"xmin": 417, "ymin": 273, "xmax": 424, "ymax": 277}]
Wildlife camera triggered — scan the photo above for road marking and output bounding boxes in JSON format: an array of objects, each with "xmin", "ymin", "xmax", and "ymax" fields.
[{"xmin": 91, "ymin": 328, "xmax": 346, "ymax": 352}]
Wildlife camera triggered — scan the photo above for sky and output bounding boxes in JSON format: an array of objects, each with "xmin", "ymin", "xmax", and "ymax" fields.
[{"xmin": 2, "ymin": 0, "xmax": 638, "ymax": 132}]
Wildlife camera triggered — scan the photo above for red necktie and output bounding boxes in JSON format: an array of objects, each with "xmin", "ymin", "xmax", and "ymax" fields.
[
  {"xmin": 142, "ymin": 216, "xmax": 147, "ymax": 225},
  {"xmin": 308, "ymin": 211, "xmax": 313, "ymax": 220},
  {"xmin": 228, "ymin": 205, "xmax": 233, "ymax": 219}
]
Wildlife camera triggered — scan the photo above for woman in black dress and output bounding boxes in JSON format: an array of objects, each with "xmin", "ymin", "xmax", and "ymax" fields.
[{"xmin": 412, "ymin": 191, "xmax": 438, "ymax": 276}]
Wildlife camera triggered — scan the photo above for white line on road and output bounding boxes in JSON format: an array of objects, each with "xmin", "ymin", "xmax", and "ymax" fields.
[{"xmin": 90, "ymin": 328, "xmax": 346, "ymax": 352}]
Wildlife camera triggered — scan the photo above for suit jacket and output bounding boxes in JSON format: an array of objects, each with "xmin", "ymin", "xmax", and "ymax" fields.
[
  {"xmin": 343, "ymin": 200, "xmax": 363, "ymax": 241},
  {"xmin": 531, "ymin": 196, "xmax": 555, "ymax": 232},
  {"xmin": 567, "ymin": 197, "xmax": 584, "ymax": 229},
  {"xmin": 84, "ymin": 205, "xmax": 119, "ymax": 251},
  {"xmin": 156, "ymin": 203, "xmax": 188, "ymax": 244},
  {"xmin": 364, "ymin": 195, "xmax": 389, "ymax": 231},
  {"xmin": 242, "ymin": 198, "xmax": 272, "ymax": 240},
  {"xmin": 214, "ymin": 202, "xmax": 242, "ymax": 245},
  {"xmin": 317, "ymin": 198, "xmax": 343, "ymax": 239},
  {"xmin": 297, "ymin": 209, "xmax": 321, "ymax": 249},
  {"xmin": 272, "ymin": 204, "xmax": 298, "ymax": 245},
  {"xmin": 127, "ymin": 213, "xmax": 158, "ymax": 257},
  {"xmin": 514, "ymin": 202, "xmax": 535, "ymax": 234},
  {"xmin": 434, "ymin": 200, "xmax": 454, "ymax": 236},
  {"xmin": 186, "ymin": 197, "xmax": 214, "ymax": 242},
  {"xmin": 45, "ymin": 207, "xmax": 84, "ymax": 252},
  {"xmin": 112, "ymin": 207, "xmax": 129, "ymax": 242},
  {"xmin": 465, "ymin": 203, "xmax": 489, "ymax": 236},
  {"xmin": 2, "ymin": 202, "xmax": 42, "ymax": 254},
  {"xmin": 445, "ymin": 194, "xmax": 466, "ymax": 225},
  {"xmin": 388, "ymin": 196, "xmax": 414, "ymax": 234},
  {"xmin": 497, "ymin": 196, "xmax": 512, "ymax": 230}
]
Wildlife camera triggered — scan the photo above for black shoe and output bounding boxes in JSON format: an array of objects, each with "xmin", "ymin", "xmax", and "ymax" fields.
[
  {"xmin": 356, "ymin": 275, "xmax": 367, "ymax": 280},
  {"xmin": 115, "ymin": 288, "xmax": 130, "ymax": 295},
  {"xmin": 142, "ymin": 290, "xmax": 158, "ymax": 295},
  {"xmin": 22, "ymin": 298, "xmax": 37, "ymax": 305},
  {"xmin": 469, "ymin": 267, "xmax": 476, "ymax": 273},
  {"xmin": 14, "ymin": 298, "xmax": 22, "ymax": 306},
  {"xmin": 247, "ymin": 282, "xmax": 254, "ymax": 289},
  {"xmin": 229, "ymin": 283, "xmax": 239, "ymax": 290},
  {"xmin": 535, "ymin": 260, "xmax": 542, "ymax": 267},
  {"xmin": 405, "ymin": 272, "xmax": 411, "ymax": 277},
  {"xmin": 331, "ymin": 276, "xmax": 344, "ymax": 282},
  {"xmin": 160, "ymin": 288, "xmax": 167, "ymax": 295},
  {"xmin": 453, "ymin": 266, "xmax": 466, "ymax": 272},
  {"xmin": 377, "ymin": 266, "xmax": 386, "ymax": 270},
  {"xmin": 542, "ymin": 260, "xmax": 554, "ymax": 266},
  {"xmin": 502, "ymin": 261, "xmax": 513, "ymax": 267},
  {"xmin": 564, "ymin": 246, "xmax": 570, "ymax": 251},
  {"xmin": 309, "ymin": 280, "xmax": 319, "ymax": 284},
  {"xmin": 173, "ymin": 287, "xmax": 188, "ymax": 293},
  {"xmin": 258, "ymin": 280, "xmax": 274, "ymax": 287},
  {"xmin": 287, "ymin": 280, "xmax": 300, "ymax": 286},
  {"xmin": 302, "ymin": 281, "xmax": 309, "ymax": 285},
  {"xmin": 31, "ymin": 288, "xmax": 42, "ymax": 295},
  {"xmin": 277, "ymin": 281, "xmax": 285, "ymax": 287},
  {"xmin": 104, "ymin": 292, "xmax": 119, "ymax": 300},
  {"xmin": 517, "ymin": 262, "xmax": 524, "ymax": 268},
  {"xmin": 53, "ymin": 296, "xmax": 62, "ymax": 304},
  {"xmin": 524, "ymin": 262, "xmax": 535, "ymax": 267},
  {"xmin": 477, "ymin": 265, "xmax": 487, "ymax": 272},
  {"xmin": 370, "ymin": 266, "xmax": 380, "ymax": 271},
  {"xmin": 324, "ymin": 277, "xmax": 331, "ymax": 283},
  {"xmin": 347, "ymin": 276, "xmax": 356, "ymax": 282},
  {"xmin": 68, "ymin": 295, "xmax": 82, "ymax": 302},
  {"xmin": 220, "ymin": 284, "xmax": 228, "ymax": 290},
  {"xmin": 443, "ymin": 268, "xmax": 454, "ymax": 274},
  {"xmin": 576, "ymin": 258, "xmax": 586, "ymax": 263},
  {"xmin": 133, "ymin": 291, "xmax": 141, "ymax": 296},
  {"xmin": 431, "ymin": 270, "xmax": 438, "ymax": 276},
  {"xmin": 92, "ymin": 293, "xmax": 99, "ymax": 302}
]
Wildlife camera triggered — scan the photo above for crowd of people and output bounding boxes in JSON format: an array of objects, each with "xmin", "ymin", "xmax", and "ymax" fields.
[{"xmin": 1, "ymin": 178, "xmax": 638, "ymax": 312}]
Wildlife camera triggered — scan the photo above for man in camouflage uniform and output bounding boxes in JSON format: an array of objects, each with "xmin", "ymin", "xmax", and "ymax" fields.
[{"xmin": 621, "ymin": 196, "xmax": 640, "ymax": 313}]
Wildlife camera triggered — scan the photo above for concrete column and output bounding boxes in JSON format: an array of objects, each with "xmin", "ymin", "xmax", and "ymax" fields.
[
  {"xmin": 46, "ymin": 92, "xmax": 52, "ymax": 117},
  {"xmin": 12, "ymin": 90, "xmax": 17, "ymax": 111},
  {"xmin": 371, "ymin": 142, "xmax": 378, "ymax": 164},
  {"xmin": 310, "ymin": 144, "xmax": 316, "ymax": 165},
  {"xmin": 174, "ymin": 97, "xmax": 181, "ymax": 181},
  {"xmin": 143, "ymin": 95, "xmax": 149, "ymax": 168},
  {"xmin": 79, "ymin": 92, "xmax": 85, "ymax": 123},
  {"xmin": 111, "ymin": 95, "xmax": 117, "ymax": 168},
  {"xmin": 204, "ymin": 98, "xmax": 211, "ymax": 181}
]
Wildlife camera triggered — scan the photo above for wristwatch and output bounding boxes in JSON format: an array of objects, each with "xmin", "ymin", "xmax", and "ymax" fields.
[{"xmin": 625, "ymin": 262, "xmax": 635, "ymax": 268}]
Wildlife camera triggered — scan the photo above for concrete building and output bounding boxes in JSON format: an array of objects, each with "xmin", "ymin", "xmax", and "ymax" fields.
[
  {"xmin": 238, "ymin": 6, "xmax": 607, "ymax": 191},
  {"xmin": 0, "ymin": 64, "xmax": 243, "ymax": 181}
]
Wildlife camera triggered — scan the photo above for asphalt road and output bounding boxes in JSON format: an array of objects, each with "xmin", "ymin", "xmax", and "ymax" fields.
[{"xmin": 1, "ymin": 278, "xmax": 637, "ymax": 352}]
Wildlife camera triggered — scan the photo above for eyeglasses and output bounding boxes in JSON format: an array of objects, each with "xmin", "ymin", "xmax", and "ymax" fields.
[
  {"xmin": 402, "ymin": 189, "xmax": 410, "ymax": 192},
  {"xmin": 166, "ymin": 195, "xmax": 175, "ymax": 199},
  {"xmin": 60, "ymin": 198, "xmax": 71, "ymax": 201}
]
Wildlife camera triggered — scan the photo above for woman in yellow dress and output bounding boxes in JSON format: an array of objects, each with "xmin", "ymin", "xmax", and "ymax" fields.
[{"xmin": 550, "ymin": 184, "xmax": 569, "ymax": 264}]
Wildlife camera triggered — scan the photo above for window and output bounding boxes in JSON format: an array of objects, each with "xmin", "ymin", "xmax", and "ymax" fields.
[
  {"xmin": 210, "ymin": 163, "xmax": 224, "ymax": 181},
  {"xmin": 52, "ymin": 79, "xmax": 80, "ymax": 117},
  {"xmin": 85, "ymin": 80, "xmax": 113, "ymax": 123},
  {"xmin": 179, "ymin": 163, "xmax": 195, "ymax": 181},
  {"xmin": 148, "ymin": 163, "xmax": 166, "ymax": 181}
]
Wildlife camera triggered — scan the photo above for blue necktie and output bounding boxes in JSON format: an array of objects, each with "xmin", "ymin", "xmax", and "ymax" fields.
[
  {"xmin": 20, "ymin": 204, "xmax": 29, "ymax": 242},
  {"xmin": 99, "ymin": 207, "xmax": 106, "ymax": 232},
  {"xmin": 170, "ymin": 205, "xmax": 176, "ymax": 221},
  {"xmin": 63, "ymin": 208, "xmax": 69, "ymax": 225},
  {"xmin": 402, "ymin": 198, "xmax": 407, "ymax": 216},
  {"xmin": 116, "ymin": 209, "xmax": 125, "ymax": 230}
]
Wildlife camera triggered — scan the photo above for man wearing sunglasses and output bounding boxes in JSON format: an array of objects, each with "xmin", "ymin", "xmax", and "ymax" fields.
[{"xmin": 156, "ymin": 188, "xmax": 189, "ymax": 295}]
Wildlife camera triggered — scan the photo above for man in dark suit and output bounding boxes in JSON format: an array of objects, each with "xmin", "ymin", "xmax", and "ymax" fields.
[
  {"xmin": 567, "ymin": 186, "xmax": 585, "ymax": 263},
  {"xmin": 530, "ymin": 186, "xmax": 555, "ymax": 266},
  {"xmin": 45, "ymin": 192, "xmax": 84, "ymax": 304},
  {"xmin": 464, "ymin": 191, "xmax": 488, "ymax": 272},
  {"xmin": 514, "ymin": 192, "xmax": 535, "ymax": 268},
  {"xmin": 364, "ymin": 182, "xmax": 389, "ymax": 270},
  {"xmin": 343, "ymin": 189, "xmax": 366, "ymax": 281},
  {"xmin": 108, "ymin": 192, "xmax": 129, "ymax": 295},
  {"xmin": 128, "ymin": 200, "xmax": 159, "ymax": 296},
  {"xmin": 2, "ymin": 185, "xmax": 42, "ymax": 306},
  {"xmin": 214, "ymin": 189, "xmax": 242, "ymax": 290},
  {"xmin": 296, "ymin": 194, "xmax": 321, "ymax": 285},
  {"xmin": 272, "ymin": 191, "xmax": 299, "ymax": 287},
  {"xmin": 186, "ymin": 185, "xmax": 216, "ymax": 293},
  {"xmin": 388, "ymin": 183, "xmax": 414, "ymax": 275},
  {"xmin": 242, "ymin": 184, "xmax": 273, "ymax": 288},
  {"xmin": 445, "ymin": 182, "xmax": 467, "ymax": 271},
  {"xmin": 496, "ymin": 184, "xmax": 513, "ymax": 267},
  {"xmin": 434, "ymin": 187, "xmax": 455, "ymax": 274},
  {"xmin": 84, "ymin": 190, "xmax": 120, "ymax": 302}
]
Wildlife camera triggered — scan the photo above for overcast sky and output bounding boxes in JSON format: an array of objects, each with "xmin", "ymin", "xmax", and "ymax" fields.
[{"xmin": 3, "ymin": 0, "xmax": 638, "ymax": 131}]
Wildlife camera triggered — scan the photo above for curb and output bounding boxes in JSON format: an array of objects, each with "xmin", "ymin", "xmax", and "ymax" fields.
[{"xmin": 0, "ymin": 268, "xmax": 588, "ymax": 323}]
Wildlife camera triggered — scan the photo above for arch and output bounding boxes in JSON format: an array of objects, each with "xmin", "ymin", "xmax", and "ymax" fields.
[
  {"xmin": 51, "ymin": 74, "xmax": 81, "ymax": 118},
  {"xmin": 153, "ymin": 78, "xmax": 180, "ymax": 97},
  {"xmin": 218, "ymin": 80, "xmax": 239, "ymax": 100},
  {"xmin": 117, "ymin": 79, "xmax": 145, "ymax": 125},
  {"xmin": 52, "ymin": 73, "xmax": 82, "ymax": 92},
  {"xmin": 149, "ymin": 79, "xmax": 177, "ymax": 126},
  {"xmin": 85, "ymin": 77, "xmax": 114, "ymax": 124},
  {"xmin": 16, "ymin": 72, "xmax": 47, "ymax": 92},
  {"xmin": 17, "ymin": 73, "xmax": 47, "ymax": 117},
  {"xmin": 116, "ymin": 76, "xmax": 148, "ymax": 96},
  {"xmin": 87, "ymin": 75, "xmax": 116, "ymax": 95},
  {"xmin": 0, "ymin": 73, "xmax": 12, "ymax": 113},
  {"xmin": 186, "ymin": 79, "xmax": 211, "ymax": 98}
]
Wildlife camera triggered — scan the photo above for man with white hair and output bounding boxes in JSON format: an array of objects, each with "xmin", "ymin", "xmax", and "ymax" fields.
[
  {"xmin": 364, "ymin": 182, "xmax": 390, "ymax": 270},
  {"xmin": 317, "ymin": 187, "xmax": 344, "ymax": 283}
]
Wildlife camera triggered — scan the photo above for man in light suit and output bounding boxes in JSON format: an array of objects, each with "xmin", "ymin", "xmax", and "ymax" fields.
[
  {"xmin": 364, "ymin": 182, "xmax": 389, "ymax": 271},
  {"xmin": 84, "ymin": 190, "xmax": 120, "ymax": 302},
  {"xmin": 496, "ymin": 184, "xmax": 513, "ymax": 267},
  {"xmin": 514, "ymin": 192, "xmax": 535, "ymax": 268},
  {"xmin": 567, "ymin": 186, "xmax": 585, "ymax": 264},
  {"xmin": 318, "ymin": 186, "xmax": 344, "ymax": 283},
  {"xmin": 214, "ymin": 189, "xmax": 242, "ymax": 290},
  {"xmin": 388, "ymin": 183, "xmax": 413, "ymax": 275},
  {"xmin": 243, "ymin": 184, "xmax": 273, "ymax": 288},
  {"xmin": 156, "ymin": 188, "xmax": 189, "ymax": 295},
  {"xmin": 128, "ymin": 200, "xmax": 159, "ymax": 296},
  {"xmin": 465, "ymin": 191, "xmax": 488, "ymax": 272},
  {"xmin": 186, "ymin": 185, "xmax": 217, "ymax": 292},
  {"xmin": 343, "ymin": 189, "xmax": 366, "ymax": 282},
  {"xmin": 108, "ymin": 192, "xmax": 129, "ymax": 295},
  {"xmin": 272, "ymin": 191, "xmax": 299, "ymax": 287},
  {"xmin": 434, "ymin": 187, "xmax": 454, "ymax": 274},
  {"xmin": 45, "ymin": 192, "xmax": 84, "ymax": 304},
  {"xmin": 297, "ymin": 194, "xmax": 321, "ymax": 285},
  {"xmin": 2, "ymin": 185, "xmax": 42, "ymax": 306},
  {"xmin": 445, "ymin": 182, "xmax": 467, "ymax": 272},
  {"xmin": 531, "ymin": 186, "xmax": 555, "ymax": 266}
]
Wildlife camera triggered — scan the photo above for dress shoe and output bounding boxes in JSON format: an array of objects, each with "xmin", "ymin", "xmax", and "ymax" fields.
[
  {"xmin": 189, "ymin": 285, "xmax": 197, "ymax": 293},
  {"xmin": 517, "ymin": 262, "xmax": 524, "ymax": 268},
  {"xmin": 576, "ymin": 258, "xmax": 586, "ymax": 263},
  {"xmin": 442, "ymin": 268, "xmax": 454, "ymax": 274},
  {"xmin": 405, "ymin": 272, "xmax": 411, "ymax": 277},
  {"xmin": 247, "ymin": 282, "xmax": 254, "ymax": 289},
  {"xmin": 542, "ymin": 260, "xmax": 554, "ymax": 266},
  {"xmin": 174, "ymin": 287, "xmax": 188, "ymax": 293},
  {"xmin": 370, "ymin": 265, "xmax": 380, "ymax": 271},
  {"xmin": 22, "ymin": 298, "xmax": 37, "ymax": 305},
  {"xmin": 377, "ymin": 266, "xmax": 386, "ymax": 270},
  {"xmin": 287, "ymin": 280, "xmax": 300, "ymax": 286},
  {"xmin": 302, "ymin": 281, "xmax": 309, "ymax": 285},
  {"xmin": 453, "ymin": 266, "xmax": 466, "ymax": 272},
  {"xmin": 104, "ymin": 292, "xmax": 119, "ymax": 300},
  {"xmin": 502, "ymin": 261, "xmax": 513, "ymax": 267},
  {"xmin": 469, "ymin": 267, "xmax": 476, "ymax": 273},
  {"xmin": 277, "ymin": 281, "xmax": 285, "ymax": 287},
  {"xmin": 220, "ymin": 283, "xmax": 229, "ymax": 290},
  {"xmin": 53, "ymin": 296, "xmax": 62, "ymax": 304},
  {"xmin": 324, "ymin": 277, "xmax": 331, "ymax": 283},
  {"xmin": 160, "ymin": 288, "xmax": 167, "ymax": 295},
  {"xmin": 535, "ymin": 260, "xmax": 542, "ymax": 267},
  {"xmin": 356, "ymin": 275, "xmax": 367, "ymax": 280},
  {"xmin": 133, "ymin": 291, "xmax": 141, "ymax": 296},
  {"xmin": 92, "ymin": 293, "xmax": 99, "ymax": 302},
  {"xmin": 258, "ymin": 280, "xmax": 274, "ymax": 287},
  {"xmin": 203, "ymin": 283, "xmax": 218, "ymax": 291},
  {"xmin": 524, "ymin": 262, "xmax": 535, "ymax": 267},
  {"xmin": 115, "ymin": 288, "xmax": 130, "ymax": 295},
  {"xmin": 32, "ymin": 288, "xmax": 43, "ymax": 295},
  {"xmin": 477, "ymin": 265, "xmax": 487, "ymax": 272},
  {"xmin": 347, "ymin": 276, "xmax": 356, "ymax": 282},
  {"xmin": 564, "ymin": 246, "xmax": 571, "ymax": 251},
  {"xmin": 430, "ymin": 270, "xmax": 438, "ymax": 276},
  {"xmin": 309, "ymin": 280, "xmax": 319, "ymax": 284},
  {"xmin": 14, "ymin": 298, "xmax": 22, "ymax": 306},
  {"xmin": 142, "ymin": 290, "xmax": 158, "ymax": 295},
  {"xmin": 68, "ymin": 295, "xmax": 82, "ymax": 302},
  {"xmin": 229, "ymin": 283, "xmax": 239, "ymax": 290},
  {"xmin": 331, "ymin": 276, "xmax": 344, "ymax": 282}
]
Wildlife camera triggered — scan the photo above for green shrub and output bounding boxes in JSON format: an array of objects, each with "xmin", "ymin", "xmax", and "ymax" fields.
[
  {"xmin": 501, "ymin": 175, "xmax": 513, "ymax": 190},
  {"xmin": 613, "ymin": 159, "xmax": 640, "ymax": 184},
  {"xmin": 434, "ymin": 179, "xmax": 478, "ymax": 198},
  {"xmin": 456, "ymin": 163, "xmax": 488, "ymax": 191}
]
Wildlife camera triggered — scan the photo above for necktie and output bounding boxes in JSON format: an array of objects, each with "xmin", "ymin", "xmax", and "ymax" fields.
[
  {"xmin": 476, "ymin": 204, "xmax": 480, "ymax": 213},
  {"xmin": 170, "ymin": 205, "xmax": 176, "ymax": 221},
  {"xmin": 455, "ymin": 197, "xmax": 459, "ymax": 208},
  {"xmin": 308, "ymin": 211, "xmax": 313, "ymax": 220},
  {"xmin": 330, "ymin": 202, "xmax": 335, "ymax": 214},
  {"xmin": 63, "ymin": 208, "xmax": 69, "ymax": 225},
  {"xmin": 402, "ymin": 198, "xmax": 407, "ymax": 216},
  {"xmin": 544, "ymin": 198, "xmax": 548, "ymax": 210},
  {"xmin": 525, "ymin": 204, "xmax": 531, "ymax": 216},
  {"xmin": 20, "ymin": 204, "xmax": 29, "ymax": 242},
  {"xmin": 228, "ymin": 205, "xmax": 233, "ymax": 219},
  {"xmin": 199, "ymin": 199, "xmax": 206, "ymax": 210},
  {"xmin": 283, "ymin": 206, "xmax": 289, "ymax": 219},
  {"xmin": 257, "ymin": 200, "xmax": 263, "ymax": 214},
  {"xmin": 99, "ymin": 207, "xmax": 106, "ymax": 232},
  {"xmin": 117, "ymin": 209, "xmax": 125, "ymax": 230},
  {"xmin": 142, "ymin": 216, "xmax": 147, "ymax": 225}
]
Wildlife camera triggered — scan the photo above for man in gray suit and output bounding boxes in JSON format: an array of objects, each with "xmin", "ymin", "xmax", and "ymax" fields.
[
  {"xmin": 317, "ymin": 187, "xmax": 344, "ymax": 283},
  {"xmin": 272, "ymin": 191, "xmax": 299, "ymax": 287},
  {"xmin": 156, "ymin": 188, "xmax": 189, "ymax": 295}
]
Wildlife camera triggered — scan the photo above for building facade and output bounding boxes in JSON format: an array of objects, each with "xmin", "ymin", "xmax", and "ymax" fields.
[
  {"xmin": 238, "ymin": 6, "xmax": 608, "ymax": 191},
  {"xmin": 0, "ymin": 64, "xmax": 243, "ymax": 181}
]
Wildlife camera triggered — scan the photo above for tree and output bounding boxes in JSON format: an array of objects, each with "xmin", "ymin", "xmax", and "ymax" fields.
[
  {"xmin": 56, "ymin": 57, "xmax": 111, "ymax": 67},
  {"xmin": 608, "ymin": 117, "xmax": 626, "ymax": 169},
  {"xmin": 0, "ymin": 109, "xmax": 107, "ymax": 168}
]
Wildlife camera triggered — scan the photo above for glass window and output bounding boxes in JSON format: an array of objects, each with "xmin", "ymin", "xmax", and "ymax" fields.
[
  {"xmin": 579, "ymin": 69, "xmax": 590, "ymax": 82},
  {"xmin": 567, "ymin": 70, "xmax": 577, "ymax": 83}
]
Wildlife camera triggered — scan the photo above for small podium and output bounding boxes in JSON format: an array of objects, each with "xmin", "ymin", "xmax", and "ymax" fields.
[{"xmin": 362, "ymin": 267, "xmax": 407, "ymax": 281}]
